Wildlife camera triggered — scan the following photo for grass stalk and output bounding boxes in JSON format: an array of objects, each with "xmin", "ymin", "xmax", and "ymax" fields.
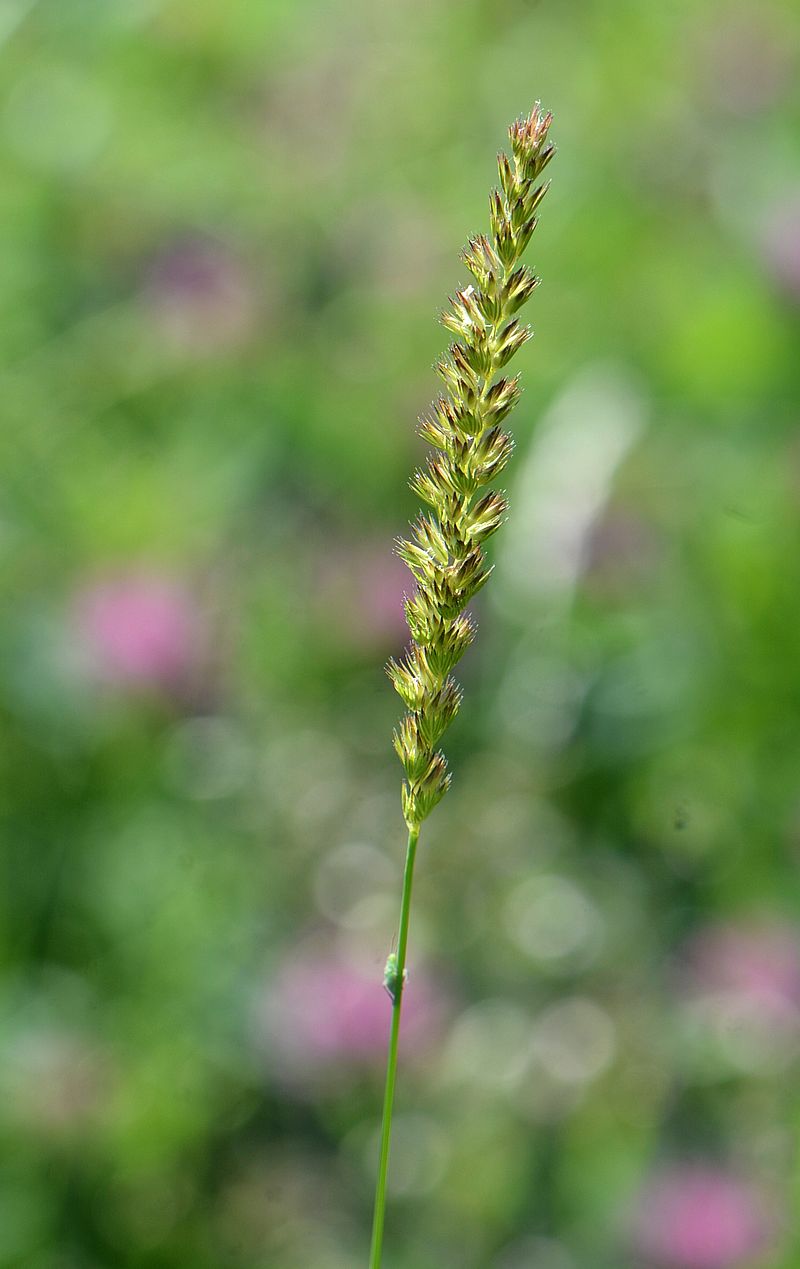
[{"xmin": 368, "ymin": 824, "xmax": 420, "ymax": 1269}]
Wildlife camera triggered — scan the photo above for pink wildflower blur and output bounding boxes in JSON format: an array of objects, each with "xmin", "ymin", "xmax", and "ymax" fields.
[
  {"xmin": 631, "ymin": 1166, "xmax": 774, "ymax": 1269},
  {"xmin": 73, "ymin": 571, "xmax": 204, "ymax": 691},
  {"xmin": 317, "ymin": 544, "xmax": 410, "ymax": 653},
  {"xmin": 761, "ymin": 195, "xmax": 800, "ymax": 304},
  {"xmin": 696, "ymin": 7, "xmax": 794, "ymax": 115},
  {"xmin": 676, "ymin": 919, "xmax": 800, "ymax": 1075},
  {"xmin": 352, "ymin": 549, "xmax": 412, "ymax": 647},
  {"xmin": 255, "ymin": 946, "xmax": 446, "ymax": 1083},
  {"xmin": 3, "ymin": 1026, "xmax": 112, "ymax": 1141},
  {"xmin": 683, "ymin": 920, "xmax": 800, "ymax": 1024},
  {"xmin": 142, "ymin": 235, "xmax": 257, "ymax": 357}
]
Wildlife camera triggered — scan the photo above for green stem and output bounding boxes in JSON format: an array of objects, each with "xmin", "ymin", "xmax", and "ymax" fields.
[{"xmin": 368, "ymin": 823, "xmax": 420, "ymax": 1269}]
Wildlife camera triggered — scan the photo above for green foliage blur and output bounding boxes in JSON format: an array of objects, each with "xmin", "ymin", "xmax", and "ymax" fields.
[{"xmin": 1, "ymin": 1, "xmax": 800, "ymax": 1267}]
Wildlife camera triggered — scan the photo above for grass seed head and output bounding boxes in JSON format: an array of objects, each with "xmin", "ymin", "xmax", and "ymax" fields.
[{"xmin": 388, "ymin": 106, "xmax": 555, "ymax": 829}]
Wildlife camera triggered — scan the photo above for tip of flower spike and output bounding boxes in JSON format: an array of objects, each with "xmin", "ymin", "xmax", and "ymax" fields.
[
  {"xmin": 508, "ymin": 103, "xmax": 553, "ymax": 147},
  {"xmin": 507, "ymin": 105, "xmax": 555, "ymax": 179}
]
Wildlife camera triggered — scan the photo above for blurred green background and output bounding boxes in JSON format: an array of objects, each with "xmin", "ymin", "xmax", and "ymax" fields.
[{"xmin": 1, "ymin": 1, "xmax": 800, "ymax": 1266}]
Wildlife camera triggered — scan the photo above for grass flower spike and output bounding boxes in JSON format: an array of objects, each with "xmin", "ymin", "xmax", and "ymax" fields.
[
  {"xmin": 390, "ymin": 104, "xmax": 554, "ymax": 830},
  {"xmin": 369, "ymin": 106, "xmax": 556, "ymax": 1267}
]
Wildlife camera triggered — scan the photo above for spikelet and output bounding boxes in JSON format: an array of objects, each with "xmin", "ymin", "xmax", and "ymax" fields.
[{"xmin": 388, "ymin": 105, "xmax": 555, "ymax": 830}]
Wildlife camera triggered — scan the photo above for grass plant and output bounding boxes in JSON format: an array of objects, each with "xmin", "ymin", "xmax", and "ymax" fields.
[{"xmin": 369, "ymin": 104, "xmax": 556, "ymax": 1269}]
